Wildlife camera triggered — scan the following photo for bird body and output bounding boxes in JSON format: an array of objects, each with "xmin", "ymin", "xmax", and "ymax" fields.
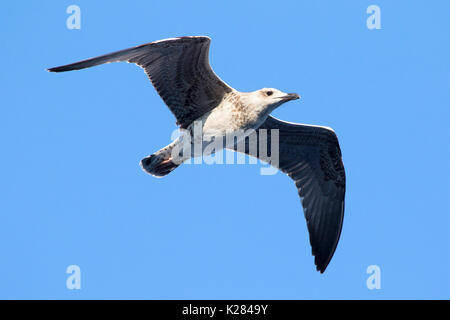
[
  {"xmin": 48, "ymin": 36, "xmax": 346, "ymax": 273},
  {"xmin": 189, "ymin": 90, "xmax": 299, "ymax": 144},
  {"xmin": 146, "ymin": 88, "xmax": 300, "ymax": 174}
]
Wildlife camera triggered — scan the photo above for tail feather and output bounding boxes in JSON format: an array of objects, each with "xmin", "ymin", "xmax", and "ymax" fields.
[{"xmin": 140, "ymin": 144, "xmax": 180, "ymax": 177}]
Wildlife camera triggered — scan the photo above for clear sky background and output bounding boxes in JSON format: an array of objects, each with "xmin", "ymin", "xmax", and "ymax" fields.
[{"xmin": 1, "ymin": 0, "xmax": 449, "ymax": 299}]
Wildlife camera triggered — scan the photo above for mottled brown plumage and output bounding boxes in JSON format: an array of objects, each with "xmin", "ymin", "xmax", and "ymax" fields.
[{"xmin": 48, "ymin": 36, "xmax": 346, "ymax": 273}]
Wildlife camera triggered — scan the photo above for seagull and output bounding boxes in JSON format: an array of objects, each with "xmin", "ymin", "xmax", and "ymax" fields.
[{"xmin": 48, "ymin": 36, "xmax": 346, "ymax": 273}]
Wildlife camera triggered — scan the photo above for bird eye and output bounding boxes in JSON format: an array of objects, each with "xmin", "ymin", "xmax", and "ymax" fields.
[{"xmin": 266, "ymin": 91, "xmax": 273, "ymax": 96}]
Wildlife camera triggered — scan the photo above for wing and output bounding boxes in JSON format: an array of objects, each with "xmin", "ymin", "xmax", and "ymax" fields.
[
  {"xmin": 48, "ymin": 36, "xmax": 232, "ymax": 128},
  {"xmin": 230, "ymin": 116, "xmax": 346, "ymax": 273}
]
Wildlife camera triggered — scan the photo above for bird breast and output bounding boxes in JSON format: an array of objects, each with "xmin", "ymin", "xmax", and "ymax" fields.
[{"xmin": 200, "ymin": 92, "xmax": 262, "ymax": 137}]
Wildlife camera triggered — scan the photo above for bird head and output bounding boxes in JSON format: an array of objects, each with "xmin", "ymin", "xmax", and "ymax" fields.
[{"xmin": 244, "ymin": 88, "xmax": 300, "ymax": 115}]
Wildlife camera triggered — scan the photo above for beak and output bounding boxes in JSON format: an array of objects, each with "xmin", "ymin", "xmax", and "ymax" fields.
[{"xmin": 280, "ymin": 93, "xmax": 300, "ymax": 102}]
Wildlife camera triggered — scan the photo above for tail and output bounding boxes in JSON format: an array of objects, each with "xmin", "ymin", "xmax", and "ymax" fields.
[{"xmin": 140, "ymin": 143, "xmax": 181, "ymax": 178}]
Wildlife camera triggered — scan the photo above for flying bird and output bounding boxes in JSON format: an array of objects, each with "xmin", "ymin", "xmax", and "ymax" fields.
[{"xmin": 48, "ymin": 36, "xmax": 346, "ymax": 273}]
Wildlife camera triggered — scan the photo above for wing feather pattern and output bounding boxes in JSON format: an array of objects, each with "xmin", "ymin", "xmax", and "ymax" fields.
[
  {"xmin": 48, "ymin": 36, "xmax": 232, "ymax": 128},
  {"xmin": 230, "ymin": 116, "xmax": 346, "ymax": 272}
]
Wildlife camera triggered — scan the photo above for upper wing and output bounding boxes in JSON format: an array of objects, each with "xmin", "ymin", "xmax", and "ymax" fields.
[
  {"xmin": 48, "ymin": 36, "xmax": 232, "ymax": 128},
  {"xmin": 231, "ymin": 116, "xmax": 346, "ymax": 273}
]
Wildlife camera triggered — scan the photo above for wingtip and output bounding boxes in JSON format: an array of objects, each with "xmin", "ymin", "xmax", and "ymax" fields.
[
  {"xmin": 47, "ymin": 66, "xmax": 64, "ymax": 72},
  {"xmin": 314, "ymin": 254, "xmax": 332, "ymax": 274},
  {"xmin": 316, "ymin": 264, "xmax": 325, "ymax": 273}
]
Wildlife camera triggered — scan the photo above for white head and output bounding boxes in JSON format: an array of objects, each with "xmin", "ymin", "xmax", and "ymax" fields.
[{"xmin": 242, "ymin": 88, "xmax": 300, "ymax": 115}]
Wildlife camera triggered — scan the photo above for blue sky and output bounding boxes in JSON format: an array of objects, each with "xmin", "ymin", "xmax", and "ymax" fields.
[{"xmin": 1, "ymin": 0, "xmax": 449, "ymax": 299}]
